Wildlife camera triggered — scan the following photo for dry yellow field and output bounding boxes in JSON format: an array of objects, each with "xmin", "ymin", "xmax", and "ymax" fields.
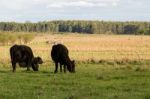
[{"xmin": 0, "ymin": 33, "xmax": 150, "ymax": 65}]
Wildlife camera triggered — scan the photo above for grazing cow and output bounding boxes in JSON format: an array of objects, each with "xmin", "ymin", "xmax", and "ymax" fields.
[
  {"xmin": 10, "ymin": 45, "xmax": 43, "ymax": 72},
  {"xmin": 51, "ymin": 44, "xmax": 75, "ymax": 73}
]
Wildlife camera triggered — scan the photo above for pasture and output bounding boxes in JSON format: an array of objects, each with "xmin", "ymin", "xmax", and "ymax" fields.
[{"xmin": 0, "ymin": 33, "xmax": 150, "ymax": 99}]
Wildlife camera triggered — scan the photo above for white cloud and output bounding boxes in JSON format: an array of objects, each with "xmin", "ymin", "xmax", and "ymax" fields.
[
  {"xmin": 0, "ymin": 0, "xmax": 36, "ymax": 11},
  {"xmin": 0, "ymin": 0, "xmax": 120, "ymax": 10},
  {"xmin": 47, "ymin": 1, "xmax": 95, "ymax": 8},
  {"xmin": 47, "ymin": 0, "xmax": 120, "ymax": 8},
  {"xmin": 0, "ymin": 0, "xmax": 150, "ymax": 22}
]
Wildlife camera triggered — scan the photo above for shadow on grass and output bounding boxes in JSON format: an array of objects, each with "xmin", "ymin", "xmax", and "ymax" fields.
[
  {"xmin": 41, "ymin": 71, "xmax": 52, "ymax": 74},
  {"xmin": 0, "ymin": 70, "xmax": 10, "ymax": 73},
  {"xmin": 0, "ymin": 69, "xmax": 53, "ymax": 75}
]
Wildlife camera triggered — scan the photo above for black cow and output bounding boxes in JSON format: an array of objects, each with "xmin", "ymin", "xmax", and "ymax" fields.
[
  {"xmin": 51, "ymin": 44, "xmax": 75, "ymax": 73},
  {"xmin": 10, "ymin": 45, "xmax": 43, "ymax": 72}
]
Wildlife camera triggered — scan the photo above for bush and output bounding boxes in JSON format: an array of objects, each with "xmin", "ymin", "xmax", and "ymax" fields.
[
  {"xmin": 0, "ymin": 33, "xmax": 10, "ymax": 45},
  {"xmin": 0, "ymin": 32, "xmax": 35, "ymax": 45},
  {"xmin": 17, "ymin": 33, "xmax": 35, "ymax": 44},
  {"xmin": 144, "ymin": 28, "xmax": 150, "ymax": 35}
]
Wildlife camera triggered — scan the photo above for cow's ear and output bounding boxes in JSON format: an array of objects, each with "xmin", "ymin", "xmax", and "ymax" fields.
[
  {"xmin": 37, "ymin": 56, "xmax": 43, "ymax": 64},
  {"xmin": 36, "ymin": 56, "xmax": 39, "ymax": 58},
  {"xmin": 72, "ymin": 60, "xmax": 75, "ymax": 64},
  {"xmin": 35, "ymin": 56, "xmax": 40, "ymax": 61}
]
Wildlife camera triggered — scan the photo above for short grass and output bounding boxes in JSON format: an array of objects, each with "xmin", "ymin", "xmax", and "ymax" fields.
[{"xmin": 0, "ymin": 63, "xmax": 150, "ymax": 99}]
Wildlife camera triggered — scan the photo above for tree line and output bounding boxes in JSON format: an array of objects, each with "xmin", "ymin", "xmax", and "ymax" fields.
[{"xmin": 0, "ymin": 21, "xmax": 150, "ymax": 34}]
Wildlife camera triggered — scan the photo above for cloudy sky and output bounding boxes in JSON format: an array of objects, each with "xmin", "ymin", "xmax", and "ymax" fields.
[{"xmin": 0, "ymin": 0, "xmax": 150, "ymax": 22}]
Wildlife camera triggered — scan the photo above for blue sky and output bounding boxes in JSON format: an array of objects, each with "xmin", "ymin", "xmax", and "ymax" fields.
[{"xmin": 0, "ymin": 0, "xmax": 150, "ymax": 22}]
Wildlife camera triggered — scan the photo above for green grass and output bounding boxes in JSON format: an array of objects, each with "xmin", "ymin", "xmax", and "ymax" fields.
[{"xmin": 0, "ymin": 63, "xmax": 150, "ymax": 99}]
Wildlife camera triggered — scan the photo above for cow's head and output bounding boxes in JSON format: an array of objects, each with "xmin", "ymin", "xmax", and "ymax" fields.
[
  {"xmin": 67, "ymin": 60, "xmax": 75, "ymax": 73},
  {"xmin": 32, "ymin": 56, "xmax": 43, "ymax": 71}
]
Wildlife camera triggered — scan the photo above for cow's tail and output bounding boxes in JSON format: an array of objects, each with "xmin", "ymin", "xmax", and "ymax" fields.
[{"xmin": 10, "ymin": 47, "xmax": 14, "ymax": 62}]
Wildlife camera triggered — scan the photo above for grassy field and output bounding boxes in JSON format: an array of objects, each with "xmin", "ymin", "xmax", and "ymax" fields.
[
  {"xmin": 0, "ymin": 63, "xmax": 150, "ymax": 99},
  {"xmin": 0, "ymin": 33, "xmax": 150, "ymax": 99}
]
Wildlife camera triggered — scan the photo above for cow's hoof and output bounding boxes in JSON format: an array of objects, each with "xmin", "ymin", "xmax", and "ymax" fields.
[
  {"xmin": 27, "ymin": 69, "xmax": 30, "ymax": 71},
  {"xmin": 54, "ymin": 71, "xmax": 57, "ymax": 74}
]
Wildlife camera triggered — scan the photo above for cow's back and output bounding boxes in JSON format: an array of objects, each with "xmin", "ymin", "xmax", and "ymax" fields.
[
  {"xmin": 10, "ymin": 45, "xmax": 34, "ymax": 62},
  {"xmin": 51, "ymin": 44, "xmax": 69, "ymax": 63}
]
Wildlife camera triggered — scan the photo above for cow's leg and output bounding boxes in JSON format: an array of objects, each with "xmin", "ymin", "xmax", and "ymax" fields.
[
  {"xmin": 63, "ymin": 65, "xmax": 67, "ymax": 73},
  {"xmin": 54, "ymin": 62, "xmax": 58, "ymax": 73},
  {"xmin": 60, "ymin": 64, "xmax": 62, "ymax": 72},
  {"xmin": 26, "ymin": 60, "xmax": 30, "ymax": 71},
  {"xmin": 27, "ymin": 66, "xmax": 30, "ymax": 71},
  {"xmin": 12, "ymin": 61, "xmax": 16, "ymax": 72}
]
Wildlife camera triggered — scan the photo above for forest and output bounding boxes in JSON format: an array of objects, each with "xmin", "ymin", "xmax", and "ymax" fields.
[{"xmin": 0, "ymin": 20, "xmax": 150, "ymax": 34}]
